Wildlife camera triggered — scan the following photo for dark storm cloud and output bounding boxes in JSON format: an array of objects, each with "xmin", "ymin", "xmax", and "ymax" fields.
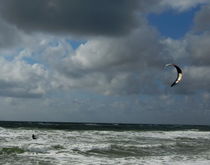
[
  {"xmin": 0, "ymin": 18, "xmax": 23, "ymax": 48},
  {"xmin": 0, "ymin": 0, "xmax": 144, "ymax": 36}
]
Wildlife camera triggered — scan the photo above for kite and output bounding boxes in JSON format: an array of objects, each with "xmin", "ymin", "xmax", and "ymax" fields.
[{"xmin": 165, "ymin": 64, "xmax": 183, "ymax": 87}]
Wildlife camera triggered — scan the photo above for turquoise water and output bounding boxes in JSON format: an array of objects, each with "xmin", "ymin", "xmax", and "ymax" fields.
[{"xmin": 0, "ymin": 122, "xmax": 210, "ymax": 165}]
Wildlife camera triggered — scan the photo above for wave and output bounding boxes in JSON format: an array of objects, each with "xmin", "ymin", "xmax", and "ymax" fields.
[
  {"xmin": 72, "ymin": 136, "xmax": 210, "ymax": 158},
  {"xmin": 1, "ymin": 127, "xmax": 210, "ymax": 164},
  {"xmin": 74, "ymin": 143, "xmax": 160, "ymax": 157}
]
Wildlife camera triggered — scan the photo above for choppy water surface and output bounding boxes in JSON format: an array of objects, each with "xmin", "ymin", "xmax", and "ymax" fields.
[{"xmin": 1, "ymin": 122, "xmax": 210, "ymax": 165}]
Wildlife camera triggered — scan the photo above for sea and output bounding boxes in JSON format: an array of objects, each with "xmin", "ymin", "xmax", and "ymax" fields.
[{"xmin": 0, "ymin": 121, "xmax": 210, "ymax": 165}]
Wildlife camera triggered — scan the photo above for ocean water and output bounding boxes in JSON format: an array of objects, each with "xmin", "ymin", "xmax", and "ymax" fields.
[{"xmin": 0, "ymin": 122, "xmax": 210, "ymax": 165}]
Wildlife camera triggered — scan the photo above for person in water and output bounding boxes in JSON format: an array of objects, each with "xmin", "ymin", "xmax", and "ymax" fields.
[{"xmin": 32, "ymin": 134, "xmax": 37, "ymax": 139}]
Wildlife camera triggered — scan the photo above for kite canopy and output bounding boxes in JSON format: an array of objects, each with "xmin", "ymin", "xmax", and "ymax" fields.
[{"xmin": 165, "ymin": 64, "xmax": 183, "ymax": 87}]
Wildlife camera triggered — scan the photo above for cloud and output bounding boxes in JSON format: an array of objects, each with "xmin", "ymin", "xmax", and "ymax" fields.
[
  {"xmin": 0, "ymin": 0, "xmax": 209, "ymax": 98},
  {"xmin": 194, "ymin": 4, "xmax": 210, "ymax": 32},
  {"xmin": 186, "ymin": 32, "xmax": 210, "ymax": 66},
  {"xmin": 0, "ymin": 0, "xmax": 144, "ymax": 36},
  {"xmin": 0, "ymin": 18, "xmax": 24, "ymax": 49},
  {"xmin": 0, "ymin": 56, "xmax": 50, "ymax": 98},
  {"xmin": 177, "ymin": 33, "xmax": 210, "ymax": 94},
  {"xmin": 45, "ymin": 26, "xmax": 171, "ymax": 95}
]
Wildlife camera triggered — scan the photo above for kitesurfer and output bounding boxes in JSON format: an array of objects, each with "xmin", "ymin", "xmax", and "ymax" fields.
[{"xmin": 32, "ymin": 134, "xmax": 37, "ymax": 139}]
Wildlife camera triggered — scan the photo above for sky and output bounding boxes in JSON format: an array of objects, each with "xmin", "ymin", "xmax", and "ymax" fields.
[{"xmin": 0, "ymin": 0, "xmax": 210, "ymax": 124}]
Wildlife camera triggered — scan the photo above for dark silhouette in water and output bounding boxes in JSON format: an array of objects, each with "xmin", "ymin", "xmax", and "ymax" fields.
[{"xmin": 32, "ymin": 134, "xmax": 37, "ymax": 139}]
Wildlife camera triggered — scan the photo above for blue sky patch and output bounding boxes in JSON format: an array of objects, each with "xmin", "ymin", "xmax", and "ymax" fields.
[
  {"xmin": 67, "ymin": 40, "xmax": 87, "ymax": 50},
  {"xmin": 147, "ymin": 6, "xmax": 201, "ymax": 39}
]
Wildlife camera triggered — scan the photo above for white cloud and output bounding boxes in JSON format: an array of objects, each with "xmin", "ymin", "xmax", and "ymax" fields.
[
  {"xmin": 0, "ymin": 56, "xmax": 50, "ymax": 98},
  {"xmin": 50, "ymin": 26, "xmax": 169, "ymax": 95}
]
